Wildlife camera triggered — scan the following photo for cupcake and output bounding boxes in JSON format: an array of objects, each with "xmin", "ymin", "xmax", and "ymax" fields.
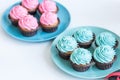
[
  {"xmin": 9, "ymin": 5, "xmax": 28, "ymax": 26},
  {"xmin": 38, "ymin": 0, "xmax": 58, "ymax": 14},
  {"xmin": 93, "ymin": 45, "xmax": 116, "ymax": 70},
  {"xmin": 73, "ymin": 28, "xmax": 95, "ymax": 48},
  {"xmin": 21, "ymin": 0, "xmax": 39, "ymax": 14},
  {"xmin": 18, "ymin": 15, "xmax": 39, "ymax": 37},
  {"xmin": 56, "ymin": 36, "xmax": 78, "ymax": 60},
  {"xmin": 95, "ymin": 32, "xmax": 119, "ymax": 49},
  {"xmin": 40, "ymin": 12, "xmax": 59, "ymax": 32},
  {"xmin": 70, "ymin": 48, "xmax": 92, "ymax": 72}
]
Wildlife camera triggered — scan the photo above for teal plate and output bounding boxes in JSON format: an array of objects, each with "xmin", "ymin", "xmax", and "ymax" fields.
[
  {"xmin": 51, "ymin": 26, "xmax": 120, "ymax": 79},
  {"xmin": 1, "ymin": 1, "xmax": 70, "ymax": 42}
]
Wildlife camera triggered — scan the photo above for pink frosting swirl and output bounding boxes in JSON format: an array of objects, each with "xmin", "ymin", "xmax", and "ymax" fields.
[
  {"xmin": 10, "ymin": 5, "xmax": 28, "ymax": 20},
  {"xmin": 18, "ymin": 15, "xmax": 38, "ymax": 30},
  {"xmin": 39, "ymin": 0, "xmax": 57, "ymax": 13},
  {"xmin": 22, "ymin": 0, "xmax": 39, "ymax": 10},
  {"xmin": 40, "ymin": 12, "xmax": 58, "ymax": 26}
]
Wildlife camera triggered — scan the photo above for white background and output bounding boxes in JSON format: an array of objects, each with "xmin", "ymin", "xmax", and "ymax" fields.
[{"xmin": 0, "ymin": 0, "xmax": 120, "ymax": 80}]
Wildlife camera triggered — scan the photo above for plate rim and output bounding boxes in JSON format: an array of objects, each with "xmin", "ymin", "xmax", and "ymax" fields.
[
  {"xmin": 1, "ymin": 1, "xmax": 71, "ymax": 42},
  {"xmin": 51, "ymin": 26, "xmax": 120, "ymax": 79}
]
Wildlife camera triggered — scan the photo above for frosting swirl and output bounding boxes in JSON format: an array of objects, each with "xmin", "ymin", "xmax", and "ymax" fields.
[
  {"xmin": 96, "ymin": 32, "xmax": 116, "ymax": 47},
  {"xmin": 40, "ymin": 12, "xmax": 58, "ymax": 26},
  {"xmin": 57, "ymin": 36, "xmax": 77, "ymax": 53},
  {"xmin": 38, "ymin": 0, "xmax": 57, "ymax": 13},
  {"xmin": 70, "ymin": 48, "xmax": 92, "ymax": 65},
  {"xmin": 93, "ymin": 45, "xmax": 115, "ymax": 63},
  {"xmin": 10, "ymin": 5, "xmax": 28, "ymax": 20},
  {"xmin": 73, "ymin": 28, "xmax": 93, "ymax": 43},
  {"xmin": 22, "ymin": 0, "xmax": 38, "ymax": 10},
  {"xmin": 18, "ymin": 15, "xmax": 38, "ymax": 30}
]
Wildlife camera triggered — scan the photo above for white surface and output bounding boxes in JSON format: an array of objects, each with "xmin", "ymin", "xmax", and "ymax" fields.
[{"xmin": 0, "ymin": 0, "xmax": 120, "ymax": 80}]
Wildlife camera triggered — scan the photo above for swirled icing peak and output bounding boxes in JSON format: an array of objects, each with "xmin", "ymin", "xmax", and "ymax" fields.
[
  {"xmin": 22, "ymin": 0, "xmax": 38, "ymax": 10},
  {"xmin": 40, "ymin": 12, "xmax": 58, "ymax": 26},
  {"xmin": 93, "ymin": 45, "xmax": 116, "ymax": 63},
  {"xmin": 10, "ymin": 5, "xmax": 28, "ymax": 20},
  {"xmin": 73, "ymin": 28, "xmax": 93, "ymax": 43},
  {"xmin": 18, "ymin": 15, "xmax": 38, "ymax": 30},
  {"xmin": 96, "ymin": 32, "xmax": 116, "ymax": 47},
  {"xmin": 56, "ymin": 36, "xmax": 77, "ymax": 53},
  {"xmin": 38, "ymin": 0, "xmax": 57, "ymax": 13},
  {"xmin": 70, "ymin": 48, "xmax": 92, "ymax": 65}
]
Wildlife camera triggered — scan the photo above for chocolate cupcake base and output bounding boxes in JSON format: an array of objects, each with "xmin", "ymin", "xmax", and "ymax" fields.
[
  {"xmin": 71, "ymin": 61, "xmax": 91, "ymax": 72},
  {"xmin": 56, "ymin": 46, "xmax": 72, "ymax": 60},
  {"xmin": 42, "ymin": 27, "xmax": 58, "ymax": 33},
  {"xmin": 19, "ymin": 29, "xmax": 37, "ymax": 37},
  {"xmin": 95, "ymin": 56, "xmax": 117, "ymax": 70}
]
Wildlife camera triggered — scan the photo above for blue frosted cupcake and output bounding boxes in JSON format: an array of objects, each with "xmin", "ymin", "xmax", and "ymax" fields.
[
  {"xmin": 93, "ymin": 45, "xmax": 116, "ymax": 70},
  {"xmin": 95, "ymin": 32, "xmax": 119, "ymax": 49},
  {"xmin": 56, "ymin": 36, "xmax": 78, "ymax": 60},
  {"xmin": 70, "ymin": 48, "xmax": 92, "ymax": 72},
  {"xmin": 73, "ymin": 28, "xmax": 95, "ymax": 48}
]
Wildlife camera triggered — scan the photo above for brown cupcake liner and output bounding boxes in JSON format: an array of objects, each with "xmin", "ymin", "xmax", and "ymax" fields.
[
  {"xmin": 42, "ymin": 26, "xmax": 58, "ymax": 33},
  {"xmin": 8, "ymin": 14, "xmax": 18, "ymax": 26},
  {"xmin": 56, "ymin": 46, "xmax": 72, "ymax": 60},
  {"xmin": 70, "ymin": 61, "xmax": 92, "ymax": 72},
  {"xmin": 19, "ymin": 29, "xmax": 37, "ymax": 37},
  {"xmin": 73, "ymin": 33, "xmax": 95, "ymax": 48},
  {"xmin": 40, "ymin": 18, "xmax": 60, "ymax": 33},
  {"xmin": 94, "ymin": 55, "xmax": 117, "ymax": 70},
  {"xmin": 95, "ymin": 40, "xmax": 119, "ymax": 49}
]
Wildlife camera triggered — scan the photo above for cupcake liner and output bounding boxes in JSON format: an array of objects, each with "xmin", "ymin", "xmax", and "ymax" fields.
[
  {"xmin": 56, "ymin": 46, "xmax": 72, "ymax": 60},
  {"xmin": 19, "ymin": 29, "xmax": 37, "ymax": 37},
  {"xmin": 42, "ymin": 26, "xmax": 58, "ymax": 33},
  {"xmin": 8, "ymin": 14, "xmax": 18, "ymax": 26},
  {"xmin": 70, "ymin": 61, "xmax": 92, "ymax": 72},
  {"xmin": 29, "ymin": 11, "xmax": 37, "ymax": 15},
  {"xmin": 95, "ymin": 56, "xmax": 117, "ymax": 70}
]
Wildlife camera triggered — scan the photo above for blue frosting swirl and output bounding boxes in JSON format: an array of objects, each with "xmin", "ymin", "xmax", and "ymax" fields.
[
  {"xmin": 93, "ymin": 45, "xmax": 115, "ymax": 63},
  {"xmin": 57, "ymin": 36, "xmax": 77, "ymax": 53},
  {"xmin": 73, "ymin": 28, "xmax": 93, "ymax": 43},
  {"xmin": 70, "ymin": 48, "xmax": 92, "ymax": 65},
  {"xmin": 96, "ymin": 32, "xmax": 116, "ymax": 47}
]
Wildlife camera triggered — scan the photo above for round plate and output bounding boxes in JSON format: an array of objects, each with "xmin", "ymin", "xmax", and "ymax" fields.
[
  {"xmin": 1, "ymin": 1, "xmax": 70, "ymax": 42},
  {"xmin": 51, "ymin": 26, "xmax": 120, "ymax": 79}
]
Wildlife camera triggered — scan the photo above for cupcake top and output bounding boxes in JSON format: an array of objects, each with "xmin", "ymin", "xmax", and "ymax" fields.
[
  {"xmin": 96, "ymin": 32, "xmax": 116, "ymax": 47},
  {"xmin": 38, "ymin": 0, "xmax": 57, "ymax": 13},
  {"xmin": 93, "ymin": 45, "xmax": 116, "ymax": 63},
  {"xmin": 70, "ymin": 48, "xmax": 92, "ymax": 65},
  {"xmin": 56, "ymin": 36, "xmax": 77, "ymax": 53},
  {"xmin": 10, "ymin": 5, "xmax": 28, "ymax": 20},
  {"xmin": 40, "ymin": 12, "xmax": 58, "ymax": 26},
  {"xmin": 18, "ymin": 15, "xmax": 38, "ymax": 30},
  {"xmin": 22, "ymin": 0, "xmax": 39, "ymax": 10},
  {"xmin": 73, "ymin": 28, "xmax": 93, "ymax": 43}
]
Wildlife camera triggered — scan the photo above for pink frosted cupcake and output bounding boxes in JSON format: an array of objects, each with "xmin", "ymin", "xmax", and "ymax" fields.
[
  {"xmin": 38, "ymin": 0, "xmax": 58, "ymax": 14},
  {"xmin": 21, "ymin": 0, "xmax": 39, "ymax": 14},
  {"xmin": 9, "ymin": 5, "xmax": 28, "ymax": 26},
  {"xmin": 40, "ymin": 12, "xmax": 59, "ymax": 32},
  {"xmin": 18, "ymin": 15, "xmax": 39, "ymax": 37}
]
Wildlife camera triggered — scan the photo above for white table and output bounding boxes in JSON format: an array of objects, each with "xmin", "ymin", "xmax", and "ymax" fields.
[{"xmin": 0, "ymin": 0, "xmax": 120, "ymax": 80}]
